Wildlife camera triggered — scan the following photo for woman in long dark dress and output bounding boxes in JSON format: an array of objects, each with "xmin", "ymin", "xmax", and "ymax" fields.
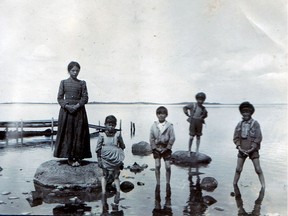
[{"xmin": 54, "ymin": 61, "xmax": 92, "ymax": 167}]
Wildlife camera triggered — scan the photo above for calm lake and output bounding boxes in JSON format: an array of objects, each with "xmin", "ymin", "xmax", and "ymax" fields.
[{"xmin": 0, "ymin": 103, "xmax": 287, "ymax": 215}]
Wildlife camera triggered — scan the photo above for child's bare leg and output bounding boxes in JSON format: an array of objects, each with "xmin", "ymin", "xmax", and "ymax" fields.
[
  {"xmin": 155, "ymin": 158, "xmax": 161, "ymax": 185},
  {"xmin": 114, "ymin": 191, "xmax": 120, "ymax": 205},
  {"xmin": 164, "ymin": 160, "xmax": 171, "ymax": 184},
  {"xmin": 233, "ymin": 157, "xmax": 246, "ymax": 185},
  {"xmin": 188, "ymin": 136, "xmax": 194, "ymax": 155},
  {"xmin": 114, "ymin": 177, "xmax": 120, "ymax": 192},
  {"xmin": 196, "ymin": 136, "xmax": 201, "ymax": 154},
  {"xmin": 101, "ymin": 177, "xmax": 107, "ymax": 193},
  {"xmin": 252, "ymin": 158, "xmax": 265, "ymax": 188}
]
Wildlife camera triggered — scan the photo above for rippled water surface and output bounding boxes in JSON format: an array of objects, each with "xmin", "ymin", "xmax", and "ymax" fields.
[{"xmin": 0, "ymin": 104, "xmax": 287, "ymax": 215}]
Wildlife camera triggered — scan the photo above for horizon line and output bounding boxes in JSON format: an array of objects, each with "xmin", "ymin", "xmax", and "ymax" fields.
[{"xmin": 0, "ymin": 101, "xmax": 287, "ymax": 105}]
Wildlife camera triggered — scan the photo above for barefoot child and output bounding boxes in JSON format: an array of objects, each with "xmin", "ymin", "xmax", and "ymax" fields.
[
  {"xmin": 233, "ymin": 102, "xmax": 265, "ymax": 188},
  {"xmin": 150, "ymin": 106, "xmax": 176, "ymax": 185},
  {"xmin": 183, "ymin": 92, "xmax": 208, "ymax": 155},
  {"xmin": 96, "ymin": 115, "xmax": 125, "ymax": 193}
]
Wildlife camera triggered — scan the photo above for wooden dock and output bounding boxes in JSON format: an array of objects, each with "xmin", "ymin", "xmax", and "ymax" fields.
[{"xmin": 0, "ymin": 118, "xmax": 115, "ymax": 143}]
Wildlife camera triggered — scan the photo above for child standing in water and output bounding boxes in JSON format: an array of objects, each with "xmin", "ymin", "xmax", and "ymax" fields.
[
  {"xmin": 183, "ymin": 92, "xmax": 208, "ymax": 155},
  {"xmin": 150, "ymin": 106, "xmax": 176, "ymax": 185},
  {"xmin": 53, "ymin": 61, "xmax": 91, "ymax": 167},
  {"xmin": 233, "ymin": 101, "xmax": 265, "ymax": 188},
  {"xmin": 96, "ymin": 115, "xmax": 125, "ymax": 194}
]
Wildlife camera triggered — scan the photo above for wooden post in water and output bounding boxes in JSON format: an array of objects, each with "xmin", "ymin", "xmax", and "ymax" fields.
[
  {"xmin": 5, "ymin": 125, "xmax": 8, "ymax": 145},
  {"xmin": 20, "ymin": 120, "xmax": 23, "ymax": 145},
  {"xmin": 51, "ymin": 118, "xmax": 54, "ymax": 150},
  {"xmin": 16, "ymin": 122, "xmax": 18, "ymax": 144}
]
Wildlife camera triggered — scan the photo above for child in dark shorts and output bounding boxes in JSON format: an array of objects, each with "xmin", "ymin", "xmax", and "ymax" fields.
[
  {"xmin": 233, "ymin": 101, "xmax": 265, "ymax": 188},
  {"xmin": 183, "ymin": 92, "xmax": 208, "ymax": 155},
  {"xmin": 150, "ymin": 106, "xmax": 176, "ymax": 185}
]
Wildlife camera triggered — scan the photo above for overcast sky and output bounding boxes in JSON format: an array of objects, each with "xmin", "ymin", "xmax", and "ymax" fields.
[{"xmin": 0, "ymin": 0, "xmax": 287, "ymax": 104}]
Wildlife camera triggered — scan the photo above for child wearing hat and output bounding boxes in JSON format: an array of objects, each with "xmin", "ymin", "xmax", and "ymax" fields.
[
  {"xmin": 96, "ymin": 115, "xmax": 125, "ymax": 194},
  {"xmin": 183, "ymin": 92, "xmax": 208, "ymax": 155},
  {"xmin": 233, "ymin": 102, "xmax": 265, "ymax": 188}
]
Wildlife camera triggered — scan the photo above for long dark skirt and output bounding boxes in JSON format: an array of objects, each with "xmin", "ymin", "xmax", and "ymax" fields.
[{"xmin": 53, "ymin": 106, "xmax": 92, "ymax": 159}]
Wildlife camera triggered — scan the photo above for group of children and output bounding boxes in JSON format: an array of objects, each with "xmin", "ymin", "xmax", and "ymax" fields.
[
  {"xmin": 54, "ymin": 61, "xmax": 265, "ymax": 204},
  {"xmin": 96, "ymin": 93, "xmax": 265, "ymax": 197}
]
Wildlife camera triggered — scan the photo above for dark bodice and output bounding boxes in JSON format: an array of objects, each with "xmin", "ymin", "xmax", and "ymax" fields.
[{"xmin": 57, "ymin": 78, "xmax": 88, "ymax": 107}]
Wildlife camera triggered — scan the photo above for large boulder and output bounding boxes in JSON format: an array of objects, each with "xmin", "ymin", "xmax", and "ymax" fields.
[
  {"xmin": 34, "ymin": 160, "xmax": 102, "ymax": 189},
  {"xmin": 131, "ymin": 141, "xmax": 152, "ymax": 156},
  {"xmin": 170, "ymin": 151, "xmax": 211, "ymax": 166}
]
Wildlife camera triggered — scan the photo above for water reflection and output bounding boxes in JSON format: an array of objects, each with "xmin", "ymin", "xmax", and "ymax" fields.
[
  {"xmin": 32, "ymin": 183, "xmax": 103, "ymax": 204},
  {"xmin": 101, "ymin": 192, "xmax": 124, "ymax": 216},
  {"xmin": 183, "ymin": 167, "xmax": 208, "ymax": 215},
  {"xmin": 152, "ymin": 184, "xmax": 172, "ymax": 216},
  {"xmin": 53, "ymin": 202, "xmax": 92, "ymax": 215},
  {"xmin": 233, "ymin": 185, "xmax": 265, "ymax": 216}
]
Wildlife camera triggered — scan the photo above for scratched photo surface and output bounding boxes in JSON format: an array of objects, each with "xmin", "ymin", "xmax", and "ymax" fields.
[{"xmin": 0, "ymin": 1, "xmax": 287, "ymax": 216}]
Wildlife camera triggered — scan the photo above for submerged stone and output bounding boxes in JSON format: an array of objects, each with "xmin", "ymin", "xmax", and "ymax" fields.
[
  {"xmin": 127, "ymin": 162, "xmax": 148, "ymax": 173},
  {"xmin": 200, "ymin": 177, "xmax": 218, "ymax": 192},
  {"xmin": 170, "ymin": 151, "xmax": 212, "ymax": 166},
  {"xmin": 203, "ymin": 195, "xmax": 217, "ymax": 205},
  {"xmin": 120, "ymin": 181, "xmax": 134, "ymax": 193}
]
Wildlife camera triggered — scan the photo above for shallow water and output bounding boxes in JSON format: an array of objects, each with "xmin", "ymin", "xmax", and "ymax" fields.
[{"xmin": 0, "ymin": 104, "xmax": 287, "ymax": 215}]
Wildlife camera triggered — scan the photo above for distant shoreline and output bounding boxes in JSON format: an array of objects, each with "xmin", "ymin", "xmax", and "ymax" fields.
[{"xmin": 0, "ymin": 102, "xmax": 287, "ymax": 106}]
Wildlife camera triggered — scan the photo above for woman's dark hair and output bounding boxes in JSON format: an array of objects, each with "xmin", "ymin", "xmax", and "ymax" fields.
[
  {"xmin": 156, "ymin": 106, "xmax": 168, "ymax": 115},
  {"xmin": 67, "ymin": 61, "xmax": 81, "ymax": 72}
]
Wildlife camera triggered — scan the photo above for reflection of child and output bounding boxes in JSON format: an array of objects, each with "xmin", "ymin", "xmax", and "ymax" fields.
[
  {"xmin": 152, "ymin": 184, "xmax": 172, "ymax": 216},
  {"xmin": 183, "ymin": 92, "xmax": 208, "ymax": 155},
  {"xmin": 233, "ymin": 102, "xmax": 265, "ymax": 188},
  {"xmin": 101, "ymin": 192, "xmax": 123, "ymax": 216},
  {"xmin": 183, "ymin": 167, "xmax": 207, "ymax": 215},
  {"xmin": 233, "ymin": 185, "xmax": 265, "ymax": 215},
  {"xmin": 96, "ymin": 115, "xmax": 125, "ymax": 194},
  {"xmin": 150, "ymin": 106, "xmax": 176, "ymax": 185},
  {"xmin": 54, "ymin": 61, "xmax": 91, "ymax": 167}
]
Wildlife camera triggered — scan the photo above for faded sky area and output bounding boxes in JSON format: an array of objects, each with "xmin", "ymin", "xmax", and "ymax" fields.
[{"xmin": 0, "ymin": 0, "xmax": 287, "ymax": 104}]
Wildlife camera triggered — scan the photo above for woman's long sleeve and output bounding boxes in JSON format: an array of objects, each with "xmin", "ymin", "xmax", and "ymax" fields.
[{"xmin": 78, "ymin": 81, "xmax": 88, "ymax": 107}]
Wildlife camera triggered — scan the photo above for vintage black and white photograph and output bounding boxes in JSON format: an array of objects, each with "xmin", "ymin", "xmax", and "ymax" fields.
[{"xmin": 0, "ymin": 1, "xmax": 287, "ymax": 215}]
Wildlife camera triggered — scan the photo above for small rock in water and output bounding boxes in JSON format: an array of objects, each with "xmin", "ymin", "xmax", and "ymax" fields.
[
  {"xmin": 214, "ymin": 206, "xmax": 224, "ymax": 211},
  {"xmin": 137, "ymin": 182, "xmax": 145, "ymax": 186},
  {"xmin": 8, "ymin": 196, "xmax": 20, "ymax": 200},
  {"xmin": 0, "ymin": 201, "xmax": 7, "ymax": 204},
  {"xmin": 1, "ymin": 191, "xmax": 11, "ymax": 195},
  {"xmin": 120, "ymin": 181, "xmax": 134, "ymax": 192},
  {"xmin": 20, "ymin": 212, "xmax": 32, "ymax": 215},
  {"xmin": 120, "ymin": 205, "xmax": 131, "ymax": 209},
  {"xmin": 69, "ymin": 196, "xmax": 82, "ymax": 204}
]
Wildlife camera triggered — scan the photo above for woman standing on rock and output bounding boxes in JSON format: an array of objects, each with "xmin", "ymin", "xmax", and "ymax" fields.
[{"xmin": 53, "ymin": 61, "xmax": 92, "ymax": 167}]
